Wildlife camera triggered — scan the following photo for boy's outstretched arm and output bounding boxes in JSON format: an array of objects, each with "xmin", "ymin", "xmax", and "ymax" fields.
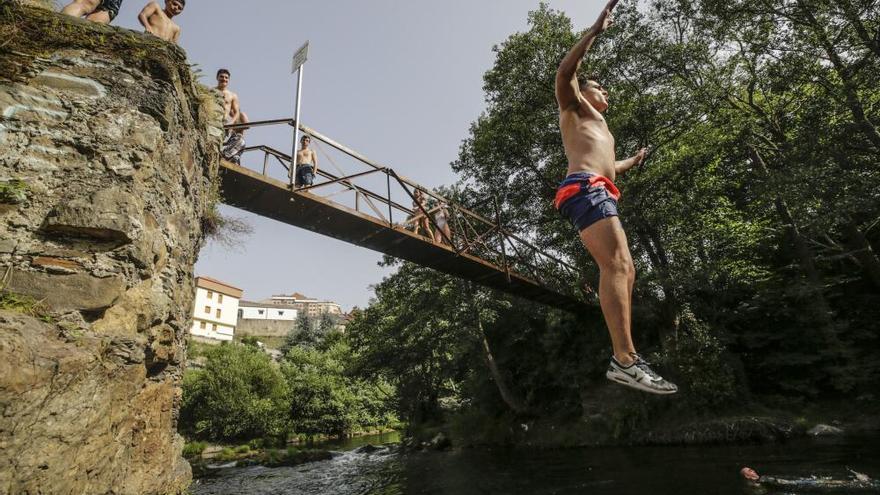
[{"xmin": 555, "ymin": 0, "xmax": 619, "ymax": 110}]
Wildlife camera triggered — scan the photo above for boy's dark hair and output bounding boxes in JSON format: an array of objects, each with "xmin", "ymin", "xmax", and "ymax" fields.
[
  {"xmin": 580, "ymin": 76, "xmax": 601, "ymax": 90},
  {"xmin": 217, "ymin": 68, "xmax": 230, "ymax": 78}
]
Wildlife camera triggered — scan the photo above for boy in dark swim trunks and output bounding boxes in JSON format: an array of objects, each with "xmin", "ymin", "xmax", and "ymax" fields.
[
  {"xmin": 61, "ymin": 0, "xmax": 123, "ymax": 24},
  {"xmin": 554, "ymin": 0, "xmax": 677, "ymax": 394}
]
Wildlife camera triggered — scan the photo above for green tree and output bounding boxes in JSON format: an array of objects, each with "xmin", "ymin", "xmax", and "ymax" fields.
[{"xmin": 179, "ymin": 343, "xmax": 289, "ymax": 442}]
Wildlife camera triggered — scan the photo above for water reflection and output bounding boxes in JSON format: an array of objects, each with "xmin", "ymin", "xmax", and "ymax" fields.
[{"xmin": 192, "ymin": 433, "xmax": 880, "ymax": 495}]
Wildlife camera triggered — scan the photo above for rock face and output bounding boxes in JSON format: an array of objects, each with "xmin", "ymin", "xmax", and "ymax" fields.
[{"xmin": 0, "ymin": 5, "xmax": 223, "ymax": 494}]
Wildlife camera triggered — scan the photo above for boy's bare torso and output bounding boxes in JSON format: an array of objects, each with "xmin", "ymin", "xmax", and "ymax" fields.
[
  {"xmin": 559, "ymin": 104, "xmax": 617, "ymax": 180},
  {"xmin": 297, "ymin": 149, "xmax": 316, "ymax": 165},
  {"xmin": 221, "ymin": 89, "xmax": 238, "ymax": 123},
  {"xmin": 143, "ymin": 4, "xmax": 179, "ymax": 42}
]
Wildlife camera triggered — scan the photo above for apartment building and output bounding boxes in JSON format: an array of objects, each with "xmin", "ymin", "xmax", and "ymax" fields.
[{"xmin": 189, "ymin": 276, "xmax": 243, "ymax": 342}]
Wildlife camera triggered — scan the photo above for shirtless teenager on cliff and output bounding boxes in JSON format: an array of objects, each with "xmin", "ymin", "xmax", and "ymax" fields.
[
  {"xmin": 61, "ymin": 0, "xmax": 123, "ymax": 24},
  {"xmin": 216, "ymin": 69, "xmax": 240, "ymax": 125},
  {"xmin": 554, "ymin": 0, "xmax": 677, "ymax": 394},
  {"xmin": 138, "ymin": 0, "xmax": 184, "ymax": 44}
]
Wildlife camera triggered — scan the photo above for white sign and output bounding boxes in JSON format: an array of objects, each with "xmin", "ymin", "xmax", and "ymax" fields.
[{"xmin": 292, "ymin": 41, "xmax": 310, "ymax": 73}]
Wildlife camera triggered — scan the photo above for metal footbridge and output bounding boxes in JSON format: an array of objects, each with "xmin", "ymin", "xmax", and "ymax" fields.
[{"xmin": 218, "ymin": 119, "xmax": 589, "ymax": 311}]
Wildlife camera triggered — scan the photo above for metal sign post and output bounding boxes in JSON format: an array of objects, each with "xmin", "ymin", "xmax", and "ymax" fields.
[{"xmin": 290, "ymin": 41, "xmax": 309, "ymax": 186}]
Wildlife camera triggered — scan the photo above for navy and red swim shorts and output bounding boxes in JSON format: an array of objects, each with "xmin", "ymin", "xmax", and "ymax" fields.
[{"xmin": 554, "ymin": 172, "xmax": 621, "ymax": 232}]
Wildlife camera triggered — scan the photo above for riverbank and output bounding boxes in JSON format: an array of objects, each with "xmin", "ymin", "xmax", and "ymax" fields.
[{"xmin": 405, "ymin": 392, "xmax": 880, "ymax": 451}]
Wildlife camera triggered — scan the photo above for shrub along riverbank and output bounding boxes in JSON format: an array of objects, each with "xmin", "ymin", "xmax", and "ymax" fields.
[{"xmin": 178, "ymin": 322, "xmax": 400, "ymax": 451}]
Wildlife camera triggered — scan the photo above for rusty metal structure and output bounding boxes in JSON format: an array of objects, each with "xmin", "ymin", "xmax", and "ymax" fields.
[{"xmin": 219, "ymin": 119, "xmax": 589, "ymax": 311}]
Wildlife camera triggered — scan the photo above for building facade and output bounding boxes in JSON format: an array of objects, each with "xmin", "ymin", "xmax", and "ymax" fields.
[
  {"xmin": 238, "ymin": 300, "xmax": 298, "ymax": 321},
  {"xmin": 264, "ymin": 292, "xmax": 342, "ymax": 318},
  {"xmin": 189, "ymin": 276, "xmax": 243, "ymax": 342}
]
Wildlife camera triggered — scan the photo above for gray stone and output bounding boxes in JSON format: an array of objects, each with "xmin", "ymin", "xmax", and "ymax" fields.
[
  {"xmin": 32, "ymin": 71, "xmax": 107, "ymax": 99},
  {"xmin": 43, "ymin": 187, "xmax": 143, "ymax": 243},
  {"xmin": 0, "ymin": 238, "xmax": 15, "ymax": 253},
  {"xmin": 5, "ymin": 268, "xmax": 126, "ymax": 312},
  {"xmin": 807, "ymin": 424, "xmax": 845, "ymax": 436}
]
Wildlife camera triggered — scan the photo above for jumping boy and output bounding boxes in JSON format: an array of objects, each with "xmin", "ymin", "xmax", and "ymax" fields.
[
  {"xmin": 554, "ymin": 0, "xmax": 677, "ymax": 394},
  {"xmin": 138, "ymin": 0, "xmax": 184, "ymax": 44}
]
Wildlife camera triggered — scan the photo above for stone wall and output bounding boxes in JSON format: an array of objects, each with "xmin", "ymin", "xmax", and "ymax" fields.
[
  {"xmin": 0, "ymin": 4, "xmax": 223, "ymax": 494},
  {"xmin": 236, "ymin": 318, "xmax": 298, "ymax": 338}
]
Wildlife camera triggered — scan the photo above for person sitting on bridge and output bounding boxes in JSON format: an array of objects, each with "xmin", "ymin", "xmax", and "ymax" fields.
[
  {"xmin": 741, "ymin": 466, "xmax": 880, "ymax": 492},
  {"xmin": 61, "ymin": 0, "xmax": 123, "ymax": 24},
  {"xmin": 554, "ymin": 0, "xmax": 676, "ymax": 394},
  {"xmin": 294, "ymin": 135, "xmax": 318, "ymax": 188},
  {"xmin": 222, "ymin": 112, "xmax": 249, "ymax": 165},
  {"xmin": 138, "ymin": 0, "xmax": 184, "ymax": 44}
]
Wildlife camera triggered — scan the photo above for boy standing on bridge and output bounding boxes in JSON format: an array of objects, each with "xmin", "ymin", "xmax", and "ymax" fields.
[
  {"xmin": 138, "ymin": 0, "xmax": 184, "ymax": 44},
  {"xmin": 294, "ymin": 135, "xmax": 318, "ymax": 188},
  {"xmin": 554, "ymin": 0, "xmax": 677, "ymax": 394}
]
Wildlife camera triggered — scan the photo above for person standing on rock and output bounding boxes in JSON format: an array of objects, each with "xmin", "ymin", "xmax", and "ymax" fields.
[
  {"xmin": 61, "ymin": 0, "xmax": 123, "ymax": 24},
  {"xmin": 554, "ymin": 0, "xmax": 677, "ymax": 394},
  {"xmin": 138, "ymin": 0, "xmax": 185, "ymax": 44}
]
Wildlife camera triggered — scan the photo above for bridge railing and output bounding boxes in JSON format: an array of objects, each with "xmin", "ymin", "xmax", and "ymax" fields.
[{"xmin": 224, "ymin": 119, "xmax": 586, "ymax": 298}]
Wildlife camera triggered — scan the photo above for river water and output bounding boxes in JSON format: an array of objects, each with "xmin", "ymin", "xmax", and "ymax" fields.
[{"xmin": 191, "ymin": 432, "xmax": 880, "ymax": 495}]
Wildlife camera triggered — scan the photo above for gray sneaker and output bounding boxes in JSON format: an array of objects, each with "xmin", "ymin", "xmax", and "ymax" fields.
[{"xmin": 606, "ymin": 354, "xmax": 678, "ymax": 395}]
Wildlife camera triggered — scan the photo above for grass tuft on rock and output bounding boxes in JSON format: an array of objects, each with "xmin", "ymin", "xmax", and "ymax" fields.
[{"xmin": 0, "ymin": 290, "xmax": 51, "ymax": 320}]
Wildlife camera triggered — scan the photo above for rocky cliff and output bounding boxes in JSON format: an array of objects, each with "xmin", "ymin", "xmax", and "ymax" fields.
[{"xmin": 0, "ymin": 3, "xmax": 223, "ymax": 493}]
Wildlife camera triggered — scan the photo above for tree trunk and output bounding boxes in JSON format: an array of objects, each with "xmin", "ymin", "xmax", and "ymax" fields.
[
  {"xmin": 842, "ymin": 217, "xmax": 880, "ymax": 289},
  {"xmin": 748, "ymin": 147, "xmax": 840, "ymax": 346},
  {"xmin": 475, "ymin": 315, "xmax": 528, "ymax": 414},
  {"xmin": 633, "ymin": 222, "xmax": 681, "ymax": 341}
]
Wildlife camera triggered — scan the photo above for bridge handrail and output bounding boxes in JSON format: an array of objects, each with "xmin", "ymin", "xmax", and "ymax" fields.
[{"xmin": 224, "ymin": 118, "xmax": 582, "ymax": 293}]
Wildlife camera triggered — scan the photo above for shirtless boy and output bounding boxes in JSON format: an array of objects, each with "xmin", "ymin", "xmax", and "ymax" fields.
[
  {"xmin": 216, "ymin": 69, "xmax": 240, "ymax": 125},
  {"xmin": 138, "ymin": 0, "xmax": 184, "ymax": 44},
  {"xmin": 554, "ymin": 0, "xmax": 677, "ymax": 394},
  {"xmin": 294, "ymin": 135, "xmax": 319, "ymax": 188},
  {"xmin": 61, "ymin": 0, "xmax": 123, "ymax": 24}
]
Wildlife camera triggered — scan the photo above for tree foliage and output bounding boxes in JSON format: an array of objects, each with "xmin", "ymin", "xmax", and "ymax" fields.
[{"xmin": 349, "ymin": 0, "xmax": 880, "ymax": 434}]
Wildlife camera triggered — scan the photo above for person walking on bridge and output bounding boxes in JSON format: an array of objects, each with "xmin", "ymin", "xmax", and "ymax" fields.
[{"xmin": 554, "ymin": 0, "xmax": 676, "ymax": 394}]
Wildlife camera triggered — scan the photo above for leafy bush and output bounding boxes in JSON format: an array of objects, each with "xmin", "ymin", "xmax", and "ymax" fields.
[
  {"xmin": 282, "ymin": 340, "xmax": 397, "ymax": 437},
  {"xmin": 181, "ymin": 441, "xmax": 207, "ymax": 459},
  {"xmin": 179, "ymin": 343, "xmax": 289, "ymax": 442}
]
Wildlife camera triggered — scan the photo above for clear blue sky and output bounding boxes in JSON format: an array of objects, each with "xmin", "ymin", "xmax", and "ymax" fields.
[{"xmin": 105, "ymin": 0, "xmax": 607, "ymax": 310}]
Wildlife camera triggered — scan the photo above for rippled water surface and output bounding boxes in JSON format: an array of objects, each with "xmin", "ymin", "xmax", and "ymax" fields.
[{"xmin": 192, "ymin": 433, "xmax": 880, "ymax": 495}]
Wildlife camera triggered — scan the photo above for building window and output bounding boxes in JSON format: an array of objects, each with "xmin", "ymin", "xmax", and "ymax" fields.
[
  {"xmin": 207, "ymin": 291, "xmax": 213, "ymax": 299},
  {"xmin": 212, "ymin": 324, "xmax": 217, "ymax": 331},
  {"xmin": 218, "ymin": 294, "xmax": 223, "ymax": 303},
  {"xmin": 199, "ymin": 321, "xmax": 206, "ymax": 329},
  {"xmin": 216, "ymin": 308, "xmax": 221, "ymax": 318},
  {"xmin": 204, "ymin": 305, "xmax": 210, "ymax": 314},
  {"xmin": 258, "ymin": 309, "xmax": 264, "ymax": 315}
]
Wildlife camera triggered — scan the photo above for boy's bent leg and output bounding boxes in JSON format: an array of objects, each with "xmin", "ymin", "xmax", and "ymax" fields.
[
  {"xmin": 85, "ymin": 10, "xmax": 111, "ymax": 23},
  {"xmin": 62, "ymin": 0, "xmax": 100, "ymax": 17},
  {"xmin": 579, "ymin": 215, "xmax": 637, "ymax": 364}
]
